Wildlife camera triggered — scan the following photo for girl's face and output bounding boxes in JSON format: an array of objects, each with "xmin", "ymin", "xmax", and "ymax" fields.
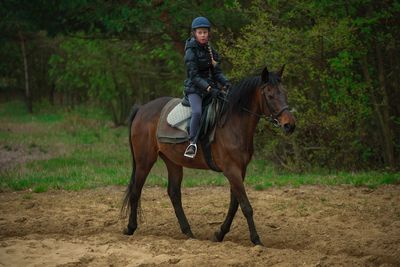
[{"xmin": 194, "ymin": 28, "xmax": 209, "ymax": 45}]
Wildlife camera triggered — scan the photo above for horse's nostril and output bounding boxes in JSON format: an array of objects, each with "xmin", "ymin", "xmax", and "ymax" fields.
[
  {"xmin": 284, "ymin": 123, "xmax": 291, "ymax": 131},
  {"xmin": 283, "ymin": 123, "xmax": 295, "ymax": 134}
]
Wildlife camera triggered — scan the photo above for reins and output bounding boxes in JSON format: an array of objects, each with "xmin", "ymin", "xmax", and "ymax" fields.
[
  {"xmin": 239, "ymin": 86, "xmax": 289, "ymax": 127},
  {"xmin": 240, "ymin": 106, "xmax": 286, "ymax": 127},
  {"xmin": 215, "ymin": 82, "xmax": 289, "ymax": 128}
]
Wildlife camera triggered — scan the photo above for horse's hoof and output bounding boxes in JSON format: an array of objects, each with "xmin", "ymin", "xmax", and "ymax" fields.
[
  {"xmin": 250, "ymin": 235, "xmax": 264, "ymax": 246},
  {"xmin": 187, "ymin": 233, "xmax": 195, "ymax": 239},
  {"xmin": 213, "ymin": 231, "xmax": 223, "ymax": 242},
  {"xmin": 253, "ymin": 240, "xmax": 264, "ymax": 246},
  {"xmin": 184, "ymin": 231, "xmax": 195, "ymax": 239},
  {"xmin": 123, "ymin": 227, "xmax": 134, "ymax": 235}
]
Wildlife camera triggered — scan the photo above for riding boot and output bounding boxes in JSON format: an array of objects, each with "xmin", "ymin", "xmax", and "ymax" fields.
[{"xmin": 184, "ymin": 110, "xmax": 201, "ymax": 158}]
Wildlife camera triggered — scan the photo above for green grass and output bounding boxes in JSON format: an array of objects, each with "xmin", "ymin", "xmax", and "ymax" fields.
[
  {"xmin": 0, "ymin": 100, "xmax": 399, "ymax": 193},
  {"xmin": 245, "ymin": 170, "xmax": 400, "ymax": 190}
]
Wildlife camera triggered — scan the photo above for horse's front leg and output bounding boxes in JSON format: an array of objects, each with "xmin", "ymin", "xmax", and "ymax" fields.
[
  {"xmin": 224, "ymin": 167, "xmax": 263, "ymax": 246},
  {"xmin": 237, "ymin": 188, "xmax": 263, "ymax": 246},
  {"xmin": 214, "ymin": 189, "xmax": 239, "ymax": 242}
]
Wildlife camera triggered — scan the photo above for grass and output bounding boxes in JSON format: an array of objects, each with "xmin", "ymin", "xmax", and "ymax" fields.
[
  {"xmin": 245, "ymin": 170, "xmax": 400, "ymax": 190},
  {"xmin": 0, "ymin": 100, "xmax": 399, "ymax": 193}
]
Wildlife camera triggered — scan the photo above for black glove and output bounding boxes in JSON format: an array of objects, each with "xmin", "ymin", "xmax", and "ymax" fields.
[
  {"xmin": 210, "ymin": 88, "xmax": 221, "ymax": 99},
  {"xmin": 223, "ymin": 82, "xmax": 231, "ymax": 91}
]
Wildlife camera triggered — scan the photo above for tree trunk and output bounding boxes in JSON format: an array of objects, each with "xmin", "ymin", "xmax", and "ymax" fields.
[
  {"xmin": 154, "ymin": 0, "xmax": 185, "ymax": 55},
  {"xmin": 291, "ymin": 134, "xmax": 302, "ymax": 172},
  {"xmin": 361, "ymin": 54, "xmax": 395, "ymax": 169},
  {"xmin": 389, "ymin": 44, "xmax": 400, "ymax": 116},
  {"xmin": 375, "ymin": 41, "xmax": 395, "ymax": 169},
  {"xmin": 108, "ymin": 54, "xmax": 125, "ymax": 126},
  {"xmin": 49, "ymin": 83, "xmax": 55, "ymax": 105},
  {"xmin": 110, "ymin": 101, "xmax": 118, "ymax": 126},
  {"xmin": 18, "ymin": 31, "xmax": 32, "ymax": 113},
  {"xmin": 389, "ymin": 46, "xmax": 400, "ymax": 168}
]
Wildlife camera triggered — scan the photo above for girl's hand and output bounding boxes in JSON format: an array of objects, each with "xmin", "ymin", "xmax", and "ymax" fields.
[
  {"xmin": 206, "ymin": 86, "xmax": 211, "ymax": 92},
  {"xmin": 223, "ymin": 83, "xmax": 231, "ymax": 91}
]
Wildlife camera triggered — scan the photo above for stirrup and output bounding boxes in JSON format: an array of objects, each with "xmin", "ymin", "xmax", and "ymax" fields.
[{"xmin": 184, "ymin": 143, "xmax": 197, "ymax": 158}]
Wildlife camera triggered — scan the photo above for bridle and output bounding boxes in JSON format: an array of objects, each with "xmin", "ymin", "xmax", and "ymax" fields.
[{"xmin": 240, "ymin": 83, "xmax": 289, "ymax": 127}]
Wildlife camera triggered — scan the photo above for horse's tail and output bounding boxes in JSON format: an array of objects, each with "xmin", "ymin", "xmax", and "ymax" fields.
[{"xmin": 121, "ymin": 105, "xmax": 140, "ymax": 218}]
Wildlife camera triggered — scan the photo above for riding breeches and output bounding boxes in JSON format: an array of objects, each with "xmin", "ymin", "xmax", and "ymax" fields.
[{"xmin": 188, "ymin": 93, "xmax": 202, "ymax": 141}]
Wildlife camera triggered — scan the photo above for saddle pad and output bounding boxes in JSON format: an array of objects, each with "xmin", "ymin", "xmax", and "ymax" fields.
[
  {"xmin": 167, "ymin": 103, "xmax": 191, "ymax": 130},
  {"xmin": 157, "ymin": 98, "xmax": 189, "ymax": 144}
]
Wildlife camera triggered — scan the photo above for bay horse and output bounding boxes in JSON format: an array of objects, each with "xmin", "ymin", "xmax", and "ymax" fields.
[{"xmin": 122, "ymin": 66, "xmax": 296, "ymax": 245}]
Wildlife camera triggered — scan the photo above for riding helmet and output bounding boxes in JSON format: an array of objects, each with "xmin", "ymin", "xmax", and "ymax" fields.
[{"xmin": 191, "ymin": 17, "xmax": 211, "ymax": 30}]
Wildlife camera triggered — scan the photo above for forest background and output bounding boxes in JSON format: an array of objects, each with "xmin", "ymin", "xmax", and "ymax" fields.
[{"xmin": 1, "ymin": 0, "xmax": 399, "ymax": 172}]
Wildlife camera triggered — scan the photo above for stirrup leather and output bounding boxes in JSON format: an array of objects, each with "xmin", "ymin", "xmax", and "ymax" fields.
[{"xmin": 184, "ymin": 143, "xmax": 197, "ymax": 158}]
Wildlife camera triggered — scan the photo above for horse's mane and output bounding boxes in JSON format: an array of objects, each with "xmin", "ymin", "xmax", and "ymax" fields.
[
  {"xmin": 226, "ymin": 76, "xmax": 262, "ymax": 115},
  {"xmin": 226, "ymin": 71, "xmax": 281, "ymax": 115}
]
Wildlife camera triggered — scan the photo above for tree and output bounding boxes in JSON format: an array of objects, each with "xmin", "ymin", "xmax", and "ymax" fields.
[{"xmin": 219, "ymin": 0, "xmax": 399, "ymax": 170}]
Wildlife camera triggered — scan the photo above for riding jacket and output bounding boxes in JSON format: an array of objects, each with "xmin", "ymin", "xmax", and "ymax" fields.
[{"xmin": 183, "ymin": 37, "xmax": 229, "ymax": 96}]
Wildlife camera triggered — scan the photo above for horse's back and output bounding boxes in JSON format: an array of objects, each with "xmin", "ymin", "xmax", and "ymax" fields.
[
  {"xmin": 130, "ymin": 97, "xmax": 172, "ymax": 143},
  {"xmin": 135, "ymin": 97, "xmax": 173, "ymax": 121}
]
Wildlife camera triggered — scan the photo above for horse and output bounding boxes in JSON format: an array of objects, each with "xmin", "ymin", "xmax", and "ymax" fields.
[{"xmin": 122, "ymin": 66, "xmax": 296, "ymax": 246}]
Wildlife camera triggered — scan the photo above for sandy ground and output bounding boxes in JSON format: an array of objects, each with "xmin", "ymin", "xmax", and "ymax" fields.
[{"xmin": 0, "ymin": 185, "xmax": 399, "ymax": 266}]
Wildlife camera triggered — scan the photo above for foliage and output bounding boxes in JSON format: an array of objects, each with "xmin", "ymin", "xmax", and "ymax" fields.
[
  {"xmin": 0, "ymin": 0, "xmax": 399, "ymax": 170},
  {"xmin": 48, "ymin": 34, "xmax": 184, "ymax": 125},
  {"xmin": 218, "ymin": 0, "xmax": 399, "ymax": 170}
]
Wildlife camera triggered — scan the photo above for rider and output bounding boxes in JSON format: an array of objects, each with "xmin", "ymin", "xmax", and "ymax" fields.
[{"xmin": 183, "ymin": 16, "xmax": 230, "ymax": 158}]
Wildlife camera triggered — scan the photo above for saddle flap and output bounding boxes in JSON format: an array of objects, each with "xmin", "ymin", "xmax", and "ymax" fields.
[{"xmin": 157, "ymin": 98, "xmax": 189, "ymax": 144}]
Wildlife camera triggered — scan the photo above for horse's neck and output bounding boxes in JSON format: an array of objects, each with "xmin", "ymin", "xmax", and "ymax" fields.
[
  {"xmin": 223, "ymin": 108, "xmax": 260, "ymax": 150},
  {"xmin": 216, "ymin": 87, "xmax": 264, "ymax": 159}
]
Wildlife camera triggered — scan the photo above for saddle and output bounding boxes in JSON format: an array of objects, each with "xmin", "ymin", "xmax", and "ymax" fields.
[
  {"xmin": 156, "ymin": 95, "xmax": 225, "ymax": 172},
  {"xmin": 157, "ymin": 96, "xmax": 218, "ymax": 144}
]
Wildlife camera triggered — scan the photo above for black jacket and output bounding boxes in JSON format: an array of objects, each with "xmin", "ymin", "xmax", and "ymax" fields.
[{"xmin": 183, "ymin": 37, "xmax": 228, "ymax": 96}]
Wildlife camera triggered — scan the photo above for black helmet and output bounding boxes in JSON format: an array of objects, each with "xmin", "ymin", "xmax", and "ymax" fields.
[{"xmin": 191, "ymin": 17, "xmax": 211, "ymax": 30}]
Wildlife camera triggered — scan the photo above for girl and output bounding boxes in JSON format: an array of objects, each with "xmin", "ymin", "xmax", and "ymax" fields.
[{"xmin": 183, "ymin": 16, "xmax": 230, "ymax": 158}]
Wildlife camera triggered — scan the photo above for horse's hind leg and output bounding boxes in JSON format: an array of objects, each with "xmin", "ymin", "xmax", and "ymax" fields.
[
  {"xmin": 214, "ymin": 189, "xmax": 239, "ymax": 242},
  {"xmin": 124, "ymin": 155, "xmax": 157, "ymax": 235},
  {"xmin": 160, "ymin": 154, "xmax": 194, "ymax": 238}
]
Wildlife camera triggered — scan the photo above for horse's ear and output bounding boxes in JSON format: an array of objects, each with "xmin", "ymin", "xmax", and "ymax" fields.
[
  {"xmin": 261, "ymin": 66, "xmax": 269, "ymax": 83},
  {"xmin": 277, "ymin": 64, "xmax": 285, "ymax": 78}
]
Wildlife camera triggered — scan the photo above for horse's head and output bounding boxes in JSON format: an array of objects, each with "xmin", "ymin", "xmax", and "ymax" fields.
[{"xmin": 259, "ymin": 66, "xmax": 296, "ymax": 134}]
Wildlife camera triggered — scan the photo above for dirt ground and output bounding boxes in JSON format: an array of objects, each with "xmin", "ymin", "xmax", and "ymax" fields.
[{"xmin": 0, "ymin": 185, "xmax": 399, "ymax": 266}]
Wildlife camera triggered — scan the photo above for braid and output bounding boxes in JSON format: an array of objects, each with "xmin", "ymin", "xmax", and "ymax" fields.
[{"xmin": 207, "ymin": 43, "xmax": 218, "ymax": 67}]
